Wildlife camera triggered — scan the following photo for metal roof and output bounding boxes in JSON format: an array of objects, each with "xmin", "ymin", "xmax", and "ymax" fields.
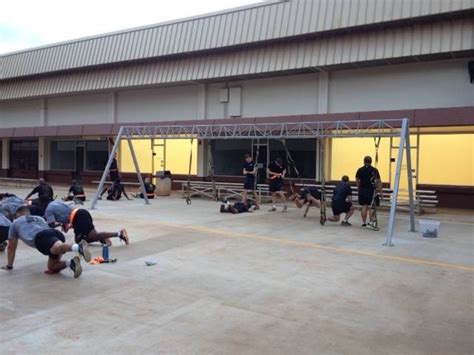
[
  {"xmin": 1, "ymin": 0, "xmax": 473, "ymax": 80},
  {"xmin": 2, "ymin": 17, "xmax": 472, "ymax": 101}
]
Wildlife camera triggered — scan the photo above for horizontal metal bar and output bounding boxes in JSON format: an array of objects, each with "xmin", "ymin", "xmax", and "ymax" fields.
[{"xmin": 119, "ymin": 119, "xmax": 405, "ymax": 140}]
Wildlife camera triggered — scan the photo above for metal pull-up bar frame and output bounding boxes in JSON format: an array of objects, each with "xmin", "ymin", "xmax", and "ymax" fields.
[{"xmin": 90, "ymin": 118, "xmax": 415, "ymax": 246}]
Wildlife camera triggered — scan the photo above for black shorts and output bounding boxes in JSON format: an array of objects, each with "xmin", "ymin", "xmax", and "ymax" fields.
[
  {"xmin": 269, "ymin": 179, "xmax": 284, "ymax": 192},
  {"xmin": 72, "ymin": 209, "xmax": 95, "ymax": 239},
  {"xmin": 34, "ymin": 229, "xmax": 65, "ymax": 257},
  {"xmin": 299, "ymin": 188, "xmax": 321, "ymax": 201},
  {"xmin": 332, "ymin": 202, "xmax": 352, "ymax": 216},
  {"xmin": 243, "ymin": 177, "xmax": 255, "ymax": 190},
  {"xmin": 358, "ymin": 188, "xmax": 374, "ymax": 206},
  {"xmin": 0, "ymin": 226, "xmax": 9, "ymax": 243}
]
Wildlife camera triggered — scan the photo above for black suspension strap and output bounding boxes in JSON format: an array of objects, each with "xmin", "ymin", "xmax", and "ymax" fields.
[
  {"xmin": 185, "ymin": 138, "xmax": 193, "ymax": 205},
  {"xmin": 281, "ymin": 139, "xmax": 303, "ymax": 196},
  {"xmin": 253, "ymin": 139, "xmax": 260, "ymax": 193},
  {"xmin": 319, "ymin": 139, "xmax": 326, "ymax": 225},
  {"xmin": 207, "ymin": 141, "xmax": 218, "ymax": 201},
  {"xmin": 373, "ymin": 136, "xmax": 382, "ymax": 167}
]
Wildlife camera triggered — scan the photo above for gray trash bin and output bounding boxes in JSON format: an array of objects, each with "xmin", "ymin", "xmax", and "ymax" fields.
[{"xmin": 155, "ymin": 170, "xmax": 172, "ymax": 196}]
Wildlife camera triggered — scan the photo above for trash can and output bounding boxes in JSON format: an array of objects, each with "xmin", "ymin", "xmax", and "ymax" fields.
[{"xmin": 155, "ymin": 170, "xmax": 172, "ymax": 196}]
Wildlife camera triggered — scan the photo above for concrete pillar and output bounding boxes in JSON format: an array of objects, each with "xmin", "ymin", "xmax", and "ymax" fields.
[
  {"xmin": 38, "ymin": 137, "xmax": 46, "ymax": 174},
  {"xmin": 109, "ymin": 92, "xmax": 118, "ymax": 123},
  {"xmin": 317, "ymin": 71, "xmax": 329, "ymax": 114},
  {"xmin": 196, "ymin": 140, "xmax": 207, "ymax": 177},
  {"xmin": 40, "ymin": 99, "xmax": 48, "ymax": 126},
  {"xmin": 197, "ymin": 84, "xmax": 207, "ymax": 120},
  {"xmin": 2, "ymin": 139, "xmax": 9, "ymax": 175}
]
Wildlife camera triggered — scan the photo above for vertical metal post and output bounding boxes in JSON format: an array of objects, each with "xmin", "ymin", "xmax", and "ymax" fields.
[
  {"xmin": 384, "ymin": 118, "xmax": 408, "ymax": 246},
  {"xmin": 90, "ymin": 127, "xmax": 123, "ymax": 210},
  {"xmin": 405, "ymin": 122, "xmax": 416, "ymax": 232},
  {"xmin": 126, "ymin": 132, "xmax": 149, "ymax": 205}
]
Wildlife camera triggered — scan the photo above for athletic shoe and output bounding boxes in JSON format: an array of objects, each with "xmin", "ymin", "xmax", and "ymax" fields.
[
  {"xmin": 98, "ymin": 196, "xmax": 102, "ymax": 200},
  {"xmin": 70, "ymin": 256, "xmax": 82, "ymax": 278},
  {"xmin": 254, "ymin": 205, "xmax": 260, "ymax": 211},
  {"xmin": 78, "ymin": 240, "xmax": 91, "ymax": 262},
  {"xmin": 0, "ymin": 241, "xmax": 7, "ymax": 252},
  {"xmin": 220, "ymin": 204, "xmax": 226, "ymax": 213},
  {"xmin": 341, "ymin": 221, "xmax": 352, "ymax": 226},
  {"xmin": 282, "ymin": 205, "xmax": 288, "ymax": 212},
  {"xmin": 119, "ymin": 229, "xmax": 129, "ymax": 245},
  {"xmin": 367, "ymin": 223, "xmax": 379, "ymax": 231},
  {"xmin": 73, "ymin": 197, "xmax": 84, "ymax": 205},
  {"xmin": 362, "ymin": 223, "xmax": 367, "ymax": 228},
  {"xmin": 268, "ymin": 207, "xmax": 277, "ymax": 212}
]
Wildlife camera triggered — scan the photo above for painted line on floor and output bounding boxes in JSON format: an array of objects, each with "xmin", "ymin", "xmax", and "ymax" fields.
[{"xmin": 153, "ymin": 221, "xmax": 474, "ymax": 272}]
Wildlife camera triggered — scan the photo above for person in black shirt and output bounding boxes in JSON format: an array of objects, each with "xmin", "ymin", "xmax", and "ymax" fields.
[
  {"xmin": 220, "ymin": 199, "xmax": 256, "ymax": 214},
  {"xmin": 290, "ymin": 187, "xmax": 321, "ymax": 209},
  {"xmin": 25, "ymin": 178, "xmax": 54, "ymax": 215},
  {"xmin": 267, "ymin": 158, "xmax": 287, "ymax": 212},
  {"xmin": 107, "ymin": 179, "xmax": 131, "ymax": 201},
  {"xmin": 241, "ymin": 154, "xmax": 259, "ymax": 209},
  {"xmin": 327, "ymin": 175, "xmax": 355, "ymax": 226},
  {"xmin": 63, "ymin": 180, "xmax": 86, "ymax": 203},
  {"xmin": 133, "ymin": 176, "xmax": 156, "ymax": 199},
  {"xmin": 355, "ymin": 156, "xmax": 382, "ymax": 228},
  {"xmin": 109, "ymin": 153, "xmax": 120, "ymax": 182}
]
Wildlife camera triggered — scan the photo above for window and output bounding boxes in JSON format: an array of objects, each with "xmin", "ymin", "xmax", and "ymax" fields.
[
  {"xmin": 50, "ymin": 141, "xmax": 75, "ymax": 170},
  {"xmin": 85, "ymin": 141, "xmax": 109, "ymax": 171},
  {"xmin": 10, "ymin": 140, "xmax": 38, "ymax": 170},
  {"xmin": 212, "ymin": 139, "xmax": 252, "ymax": 176}
]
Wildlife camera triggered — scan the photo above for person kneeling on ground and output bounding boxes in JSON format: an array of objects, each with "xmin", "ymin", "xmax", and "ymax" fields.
[
  {"xmin": 220, "ymin": 200, "xmax": 256, "ymax": 214},
  {"xmin": 133, "ymin": 176, "xmax": 155, "ymax": 199},
  {"xmin": 100, "ymin": 178, "xmax": 131, "ymax": 201},
  {"xmin": 63, "ymin": 179, "xmax": 86, "ymax": 204},
  {"xmin": 1, "ymin": 206, "xmax": 90, "ymax": 278},
  {"xmin": 289, "ymin": 187, "xmax": 322, "ymax": 209},
  {"xmin": 44, "ymin": 200, "xmax": 129, "ymax": 246},
  {"xmin": 326, "ymin": 175, "xmax": 355, "ymax": 226}
]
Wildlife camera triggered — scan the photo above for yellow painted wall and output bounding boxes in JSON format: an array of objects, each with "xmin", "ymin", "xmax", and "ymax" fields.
[
  {"xmin": 120, "ymin": 139, "xmax": 197, "ymax": 175},
  {"xmin": 418, "ymin": 134, "xmax": 473, "ymax": 186},
  {"xmin": 330, "ymin": 137, "xmax": 391, "ymax": 183},
  {"xmin": 331, "ymin": 134, "xmax": 474, "ymax": 186}
]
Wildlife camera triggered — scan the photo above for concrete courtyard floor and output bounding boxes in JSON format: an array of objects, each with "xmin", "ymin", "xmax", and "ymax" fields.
[{"xmin": 0, "ymin": 186, "xmax": 473, "ymax": 354}]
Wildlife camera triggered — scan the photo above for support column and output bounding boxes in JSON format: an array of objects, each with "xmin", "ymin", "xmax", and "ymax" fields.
[
  {"xmin": 197, "ymin": 84, "xmax": 207, "ymax": 120},
  {"xmin": 1, "ymin": 139, "xmax": 9, "ymax": 177},
  {"xmin": 196, "ymin": 140, "xmax": 206, "ymax": 177},
  {"xmin": 317, "ymin": 71, "xmax": 329, "ymax": 114},
  {"xmin": 40, "ymin": 99, "xmax": 48, "ymax": 126},
  {"xmin": 109, "ymin": 92, "xmax": 118, "ymax": 123},
  {"xmin": 38, "ymin": 137, "xmax": 46, "ymax": 178}
]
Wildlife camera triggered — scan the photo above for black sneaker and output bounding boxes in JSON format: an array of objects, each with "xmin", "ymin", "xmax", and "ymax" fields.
[
  {"xmin": 78, "ymin": 240, "xmax": 91, "ymax": 262},
  {"xmin": 341, "ymin": 221, "xmax": 352, "ymax": 226},
  {"xmin": 70, "ymin": 256, "xmax": 82, "ymax": 278},
  {"xmin": 220, "ymin": 204, "xmax": 226, "ymax": 213},
  {"xmin": 362, "ymin": 223, "xmax": 367, "ymax": 228}
]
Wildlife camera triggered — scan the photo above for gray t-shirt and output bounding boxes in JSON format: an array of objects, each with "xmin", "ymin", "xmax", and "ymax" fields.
[
  {"xmin": 8, "ymin": 215, "xmax": 49, "ymax": 248},
  {"xmin": 0, "ymin": 197, "xmax": 25, "ymax": 219},
  {"xmin": 0, "ymin": 214, "xmax": 12, "ymax": 227},
  {"xmin": 44, "ymin": 201, "xmax": 72, "ymax": 225}
]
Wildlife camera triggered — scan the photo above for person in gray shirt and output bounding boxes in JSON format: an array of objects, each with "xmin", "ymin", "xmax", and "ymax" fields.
[
  {"xmin": 0, "ymin": 213, "xmax": 11, "ymax": 252},
  {"xmin": 2, "ymin": 206, "xmax": 91, "ymax": 278},
  {"xmin": 44, "ymin": 201, "xmax": 129, "ymax": 246}
]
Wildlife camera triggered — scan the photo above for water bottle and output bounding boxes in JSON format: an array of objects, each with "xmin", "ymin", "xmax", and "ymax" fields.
[{"xmin": 102, "ymin": 245, "xmax": 109, "ymax": 262}]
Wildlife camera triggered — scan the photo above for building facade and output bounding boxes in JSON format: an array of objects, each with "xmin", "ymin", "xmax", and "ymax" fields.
[{"xmin": 1, "ymin": 0, "xmax": 473, "ymax": 207}]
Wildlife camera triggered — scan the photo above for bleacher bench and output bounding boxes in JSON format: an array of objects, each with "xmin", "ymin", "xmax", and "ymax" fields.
[
  {"xmin": 295, "ymin": 183, "xmax": 438, "ymax": 215},
  {"xmin": 0, "ymin": 177, "xmax": 37, "ymax": 188},
  {"xmin": 175, "ymin": 180, "xmax": 272, "ymax": 203}
]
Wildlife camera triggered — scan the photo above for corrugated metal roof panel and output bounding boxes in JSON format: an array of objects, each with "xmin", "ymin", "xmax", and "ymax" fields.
[
  {"xmin": 2, "ymin": 0, "xmax": 473, "ymax": 80},
  {"xmin": 2, "ymin": 17, "xmax": 472, "ymax": 101}
]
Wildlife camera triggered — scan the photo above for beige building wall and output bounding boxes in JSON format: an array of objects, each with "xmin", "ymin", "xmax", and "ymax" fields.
[
  {"xmin": 47, "ymin": 94, "xmax": 111, "ymax": 125},
  {"xmin": 0, "ymin": 99, "xmax": 42, "ymax": 128}
]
